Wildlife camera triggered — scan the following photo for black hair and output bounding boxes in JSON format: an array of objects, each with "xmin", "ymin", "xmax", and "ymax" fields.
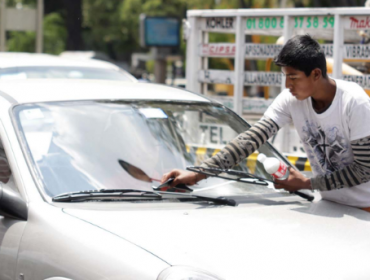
[{"xmin": 274, "ymin": 34, "xmax": 327, "ymax": 78}]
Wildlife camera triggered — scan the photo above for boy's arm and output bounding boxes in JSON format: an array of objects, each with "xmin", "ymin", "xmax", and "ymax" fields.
[
  {"xmin": 200, "ymin": 117, "xmax": 280, "ymax": 169},
  {"xmin": 311, "ymin": 136, "xmax": 370, "ymax": 191}
]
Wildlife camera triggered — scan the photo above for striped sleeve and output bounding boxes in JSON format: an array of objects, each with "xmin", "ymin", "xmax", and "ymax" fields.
[
  {"xmin": 0, "ymin": 150, "xmax": 10, "ymax": 184},
  {"xmin": 200, "ymin": 117, "xmax": 280, "ymax": 169},
  {"xmin": 311, "ymin": 136, "xmax": 370, "ymax": 191}
]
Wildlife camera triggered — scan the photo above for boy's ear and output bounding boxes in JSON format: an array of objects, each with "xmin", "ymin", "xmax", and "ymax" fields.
[{"xmin": 312, "ymin": 68, "xmax": 322, "ymax": 81}]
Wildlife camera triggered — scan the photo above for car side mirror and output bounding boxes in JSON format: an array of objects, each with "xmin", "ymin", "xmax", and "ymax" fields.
[{"xmin": 0, "ymin": 183, "xmax": 27, "ymax": 220}]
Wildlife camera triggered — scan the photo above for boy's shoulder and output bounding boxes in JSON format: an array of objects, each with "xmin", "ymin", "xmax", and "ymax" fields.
[
  {"xmin": 336, "ymin": 78, "xmax": 369, "ymax": 102},
  {"xmin": 336, "ymin": 78, "xmax": 365, "ymax": 95}
]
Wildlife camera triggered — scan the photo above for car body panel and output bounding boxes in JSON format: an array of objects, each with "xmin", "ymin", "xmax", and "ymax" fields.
[
  {"xmin": 0, "ymin": 218, "xmax": 27, "ymax": 280},
  {"xmin": 0, "ymin": 79, "xmax": 210, "ymax": 104},
  {"xmin": 62, "ymin": 197, "xmax": 370, "ymax": 280},
  {"xmin": 15, "ymin": 203, "xmax": 169, "ymax": 280}
]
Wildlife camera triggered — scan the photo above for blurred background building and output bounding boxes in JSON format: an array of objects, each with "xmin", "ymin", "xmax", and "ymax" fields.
[{"xmin": 0, "ymin": 0, "xmax": 367, "ymax": 82}]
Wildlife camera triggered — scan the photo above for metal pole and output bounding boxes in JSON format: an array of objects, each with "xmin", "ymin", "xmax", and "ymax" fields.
[
  {"xmin": 185, "ymin": 15, "xmax": 201, "ymax": 93},
  {"xmin": 280, "ymin": 15, "xmax": 293, "ymax": 154},
  {"xmin": 36, "ymin": 0, "xmax": 43, "ymax": 53},
  {"xmin": 281, "ymin": 15, "xmax": 293, "ymax": 91},
  {"xmin": 154, "ymin": 47, "xmax": 166, "ymax": 84},
  {"xmin": 332, "ymin": 14, "xmax": 343, "ymax": 79},
  {"xmin": 233, "ymin": 15, "xmax": 245, "ymax": 116},
  {"xmin": 0, "ymin": 0, "xmax": 5, "ymax": 52},
  {"xmin": 201, "ymin": 31, "xmax": 209, "ymax": 95}
]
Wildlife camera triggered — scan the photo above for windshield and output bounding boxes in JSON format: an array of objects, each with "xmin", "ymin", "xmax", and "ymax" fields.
[
  {"xmin": 13, "ymin": 101, "xmax": 288, "ymax": 198},
  {"xmin": 0, "ymin": 66, "xmax": 134, "ymax": 81}
]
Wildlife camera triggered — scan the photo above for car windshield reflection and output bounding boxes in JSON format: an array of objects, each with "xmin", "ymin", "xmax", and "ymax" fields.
[{"xmin": 14, "ymin": 101, "xmax": 286, "ymax": 198}]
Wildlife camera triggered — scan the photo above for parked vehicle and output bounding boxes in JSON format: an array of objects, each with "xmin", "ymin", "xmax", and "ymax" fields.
[
  {"xmin": 0, "ymin": 79, "xmax": 369, "ymax": 280},
  {"xmin": 0, "ymin": 52, "xmax": 137, "ymax": 82}
]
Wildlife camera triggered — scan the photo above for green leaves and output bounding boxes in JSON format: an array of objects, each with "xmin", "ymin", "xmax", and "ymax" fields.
[{"xmin": 7, "ymin": 12, "xmax": 67, "ymax": 54}]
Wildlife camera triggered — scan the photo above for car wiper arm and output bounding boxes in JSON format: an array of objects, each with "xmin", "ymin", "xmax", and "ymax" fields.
[
  {"xmin": 187, "ymin": 166, "xmax": 270, "ymax": 186},
  {"xmin": 187, "ymin": 166, "xmax": 314, "ymax": 202},
  {"xmin": 52, "ymin": 189, "xmax": 162, "ymax": 202}
]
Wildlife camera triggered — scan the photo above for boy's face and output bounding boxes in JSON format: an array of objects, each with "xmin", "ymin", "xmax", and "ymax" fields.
[{"xmin": 282, "ymin": 66, "xmax": 318, "ymax": 100}]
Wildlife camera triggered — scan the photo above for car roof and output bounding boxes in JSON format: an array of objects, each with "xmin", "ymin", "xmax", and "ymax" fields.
[
  {"xmin": 0, "ymin": 52, "xmax": 120, "ymax": 70},
  {"xmin": 0, "ymin": 79, "xmax": 210, "ymax": 105}
]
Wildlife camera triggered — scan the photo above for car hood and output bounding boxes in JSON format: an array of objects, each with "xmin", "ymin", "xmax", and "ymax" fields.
[{"xmin": 63, "ymin": 199, "xmax": 370, "ymax": 280}]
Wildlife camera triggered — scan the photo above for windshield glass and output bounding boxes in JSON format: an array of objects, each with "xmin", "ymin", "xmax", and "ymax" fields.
[
  {"xmin": 0, "ymin": 66, "xmax": 133, "ymax": 81},
  {"xmin": 14, "ymin": 101, "xmax": 287, "ymax": 198}
]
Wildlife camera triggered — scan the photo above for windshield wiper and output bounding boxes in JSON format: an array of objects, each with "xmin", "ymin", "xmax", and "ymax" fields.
[
  {"xmin": 52, "ymin": 189, "xmax": 162, "ymax": 202},
  {"xmin": 187, "ymin": 166, "xmax": 314, "ymax": 202},
  {"xmin": 157, "ymin": 191, "xmax": 238, "ymax": 206},
  {"xmin": 187, "ymin": 166, "xmax": 270, "ymax": 185},
  {"xmin": 53, "ymin": 188, "xmax": 237, "ymax": 206},
  {"xmin": 152, "ymin": 179, "xmax": 237, "ymax": 206}
]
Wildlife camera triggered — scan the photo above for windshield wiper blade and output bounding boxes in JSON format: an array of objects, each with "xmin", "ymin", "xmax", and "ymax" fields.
[
  {"xmin": 53, "ymin": 188, "xmax": 236, "ymax": 206},
  {"xmin": 158, "ymin": 191, "xmax": 237, "ymax": 207},
  {"xmin": 52, "ymin": 189, "xmax": 162, "ymax": 202},
  {"xmin": 187, "ymin": 166, "xmax": 314, "ymax": 202}
]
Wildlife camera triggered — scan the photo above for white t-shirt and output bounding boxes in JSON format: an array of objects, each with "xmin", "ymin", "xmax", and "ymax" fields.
[{"xmin": 264, "ymin": 79, "xmax": 370, "ymax": 208}]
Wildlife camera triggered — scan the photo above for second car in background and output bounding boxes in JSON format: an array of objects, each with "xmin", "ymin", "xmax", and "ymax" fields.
[{"xmin": 0, "ymin": 52, "xmax": 137, "ymax": 82}]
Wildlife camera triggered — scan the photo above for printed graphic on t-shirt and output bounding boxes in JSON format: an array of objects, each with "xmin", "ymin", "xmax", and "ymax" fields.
[{"xmin": 302, "ymin": 121, "xmax": 350, "ymax": 175}]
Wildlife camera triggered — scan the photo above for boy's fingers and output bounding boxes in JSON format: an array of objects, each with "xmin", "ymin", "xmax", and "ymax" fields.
[
  {"xmin": 170, "ymin": 177, "xmax": 179, "ymax": 188},
  {"xmin": 161, "ymin": 173, "xmax": 169, "ymax": 183},
  {"xmin": 274, "ymin": 183, "xmax": 283, "ymax": 189},
  {"xmin": 161, "ymin": 170, "xmax": 178, "ymax": 183}
]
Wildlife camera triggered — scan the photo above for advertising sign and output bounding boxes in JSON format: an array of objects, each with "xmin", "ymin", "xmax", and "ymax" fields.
[
  {"xmin": 198, "ymin": 70, "xmax": 234, "ymax": 84},
  {"xmin": 6, "ymin": 8, "xmax": 37, "ymax": 31},
  {"xmin": 244, "ymin": 44, "xmax": 282, "ymax": 59},
  {"xmin": 200, "ymin": 43, "xmax": 236, "ymax": 57},
  {"xmin": 140, "ymin": 16, "xmax": 180, "ymax": 47},
  {"xmin": 321, "ymin": 44, "xmax": 333, "ymax": 57},
  {"xmin": 292, "ymin": 16, "xmax": 334, "ymax": 29},
  {"xmin": 344, "ymin": 44, "xmax": 370, "ymax": 59},
  {"xmin": 344, "ymin": 16, "xmax": 370, "ymax": 30},
  {"xmin": 245, "ymin": 16, "xmax": 334, "ymax": 31},
  {"xmin": 244, "ymin": 71, "xmax": 282, "ymax": 86},
  {"xmin": 199, "ymin": 123, "xmax": 236, "ymax": 145},
  {"xmin": 343, "ymin": 75, "xmax": 370, "ymax": 89},
  {"xmin": 199, "ymin": 70, "xmax": 282, "ymax": 87},
  {"xmin": 244, "ymin": 43, "xmax": 333, "ymax": 59},
  {"xmin": 200, "ymin": 17, "xmax": 236, "ymax": 33},
  {"xmin": 246, "ymin": 16, "xmax": 284, "ymax": 30},
  {"xmin": 200, "ymin": 43, "xmax": 333, "ymax": 58},
  {"xmin": 212, "ymin": 96, "xmax": 273, "ymax": 114}
]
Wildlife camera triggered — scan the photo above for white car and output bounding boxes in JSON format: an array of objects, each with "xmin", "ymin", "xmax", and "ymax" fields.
[
  {"xmin": 0, "ymin": 79, "xmax": 369, "ymax": 280},
  {"xmin": 0, "ymin": 52, "xmax": 137, "ymax": 82}
]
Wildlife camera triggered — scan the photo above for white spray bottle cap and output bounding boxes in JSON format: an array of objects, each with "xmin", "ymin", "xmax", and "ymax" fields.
[{"xmin": 257, "ymin": 153, "xmax": 266, "ymax": 163}]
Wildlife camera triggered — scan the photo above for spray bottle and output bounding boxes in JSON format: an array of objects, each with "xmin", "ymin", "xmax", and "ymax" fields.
[{"xmin": 257, "ymin": 153, "xmax": 290, "ymax": 180}]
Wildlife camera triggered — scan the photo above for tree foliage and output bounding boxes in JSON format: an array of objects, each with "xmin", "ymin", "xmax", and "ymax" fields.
[
  {"xmin": 7, "ymin": 12, "xmax": 67, "ymax": 54},
  {"xmin": 4, "ymin": 0, "xmax": 368, "ymax": 59},
  {"xmin": 83, "ymin": 0, "xmax": 128, "ymax": 59}
]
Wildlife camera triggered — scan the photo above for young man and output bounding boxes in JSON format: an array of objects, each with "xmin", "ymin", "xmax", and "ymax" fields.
[{"xmin": 162, "ymin": 34, "xmax": 370, "ymax": 210}]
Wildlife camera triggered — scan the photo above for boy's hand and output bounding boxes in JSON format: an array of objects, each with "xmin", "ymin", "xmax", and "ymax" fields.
[
  {"xmin": 161, "ymin": 169, "xmax": 207, "ymax": 188},
  {"xmin": 273, "ymin": 167, "xmax": 311, "ymax": 192}
]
